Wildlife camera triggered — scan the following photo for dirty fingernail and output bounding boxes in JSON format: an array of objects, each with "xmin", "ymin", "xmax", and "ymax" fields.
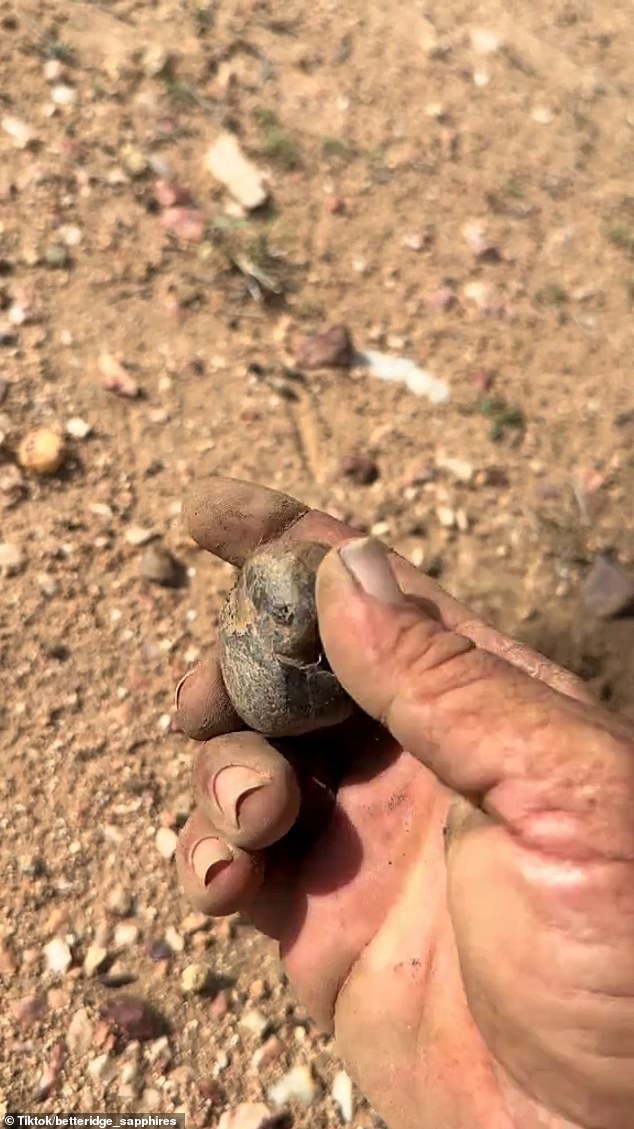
[
  {"xmin": 213, "ymin": 765, "xmax": 270, "ymax": 829},
  {"xmin": 175, "ymin": 668, "xmax": 196, "ymax": 709},
  {"xmin": 190, "ymin": 837, "xmax": 234, "ymax": 886},
  {"xmin": 339, "ymin": 538, "xmax": 407, "ymax": 605}
]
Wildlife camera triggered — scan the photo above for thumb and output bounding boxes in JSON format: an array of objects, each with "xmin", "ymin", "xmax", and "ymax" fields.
[{"xmin": 316, "ymin": 538, "xmax": 632, "ymax": 852}]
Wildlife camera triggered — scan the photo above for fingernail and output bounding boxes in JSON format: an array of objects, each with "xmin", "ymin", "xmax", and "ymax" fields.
[
  {"xmin": 190, "ymin": 837, "xmax": 233, "ymax": 886},
  {"xmin": 212, "ymin": 765, "xmax": 270, "ymax": 829},
  {"xmin": 175, "ymin": 668, "xmax": 195, "ymax": 710},
  {"xmin": 339, "ymin": 538, "xmax": 407, "ymax": 605}
]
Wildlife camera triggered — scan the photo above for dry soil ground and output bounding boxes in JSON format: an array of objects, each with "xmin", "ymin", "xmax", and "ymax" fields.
[{"xmin": 1, "ymin": 1, "xmax": 633, "ymax": 1126}]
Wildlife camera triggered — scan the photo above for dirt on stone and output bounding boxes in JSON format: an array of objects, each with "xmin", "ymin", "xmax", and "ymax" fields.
[{"xmin": 1, "ymin": 0, "xmax": 633, "ymax": 1125}]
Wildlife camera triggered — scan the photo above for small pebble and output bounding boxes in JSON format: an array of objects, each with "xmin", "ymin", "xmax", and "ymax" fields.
[
  {"xmin": 66, "ymin": 1007, "xmax": 94, "ymax": 1055},
  {"xmin": 181, "ymin": 962, "xmax": 211, "ymax": 996},
  {"xmin": 582, "ymin": 556, "xmax": 634, "ymax": 619},
  {"xmin": 125, "ymin": 525, "xmax": 157, "ymax": 546},
  {"xmin": 143, "ymin": 44, "xmax": 171, "ymax": 77},
  {"xmin": 52, "ymin": 83, "xmax": 77, "ymax": 106},
  {"xmin": 161, "ymin": 206, "xmax": 206, "ymax": 243},
  {"xmin": 44, "ymin": 937, "xmax": 73, "ymax": 974},
  {"xmin": 436, "ymin": 455, "xmax": 474, "ymax": 483},
  {"xmin": 332, "ymin": 1069, "xmax": 354, "ymax": 1123},
  {"xmin": 217, "ymin": 1104, "xmax": 274, "ymax": 1129},
  {"xmin": 370, "ymin": 520, "xmax": 390, "ymax": 538},
  {"xmin": 65, "ymin": 417, "xmax": 92, "ymax": 439},
  {"xmin": 154, "ymin": 179, "xmax": 193, "ymax": 208},
  {"xmin": 296, "ymin": 324, "xmax": 355, "ymax": 369},
  {"xmin": 436, "ymin": 505, "xmax": 456, "ymax": 529},
  {"xmin": 147, "ymin": 939, "xmax": 173, "ymax": 962},
  {"xmin": 114, "ymin": 922, "xmax": 139, "ymax": 948},
  {"xmin": 100, "ymin": 994, "xmax": 167, "ymax": 1044},
  {"xmin": 155, "ymin": 826, "xmax": 179, "ymax": 859},
  {"xmin": 43, "ymin": 59, "xmax": 65, "ymax": 82},
  {"xmin": 250, "ymin": 1035, "xmax": 283, "ymax": 1072},
  {"xmin": 140, "ymin": 544, "xmax": 182, "ymax": 588},
  {"xmin": 2, "ymin": 113, "xmax": 36, "ymax": 148},
  {"xmin": 340, "ymin": 453, "xmax": 379, "ymax": 485},
  {"xmin": 17, "ymin": 427, "xmax": 66, "ymax": 475},
  {"xmin": 44, "ymin": 243, "xmax": 70, "ymax": 268},
  {"xmin": 87, "ymin": 1053, "xmax": 117, "ymax": 1083},
  {"xmin": 268, "ymin": 1063, "xmax": 318, "ymax": 1107},
  {"xmin": 180, "ymin": 911, "xmax": 211, "ymax": 936},
  {"xmin": 239, "ymin": 1008, "xmax": 269, "ymax": 1039},
  {"xmin": 121, "ymin": 144, "xmax": 147, "ymax": 178},
  {"xmin": 205, "ymin": 131, "xmax": 268, "ymax": 211},
  {"xmin": 106, "ymin": 885, "xmax": 134, "ymax": 917},
  {"xmin": 165, "ymin": 926, "xmax": 184, "ymax": 953},
  {"xmin": 0, "ymin": 541, "xmax": 25, "ymax": 576},
  {"xmin": 98, "ymin": 351, "xmax": 140, "ymax": 398},
  {"xmin": 84, "ymin": 943, "xmax": 109, "ymax": 977}
]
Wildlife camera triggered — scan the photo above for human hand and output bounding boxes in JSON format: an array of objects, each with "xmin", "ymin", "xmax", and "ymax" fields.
[{"xmin": 175, "ymin": 477, "xmax": 634, "ymax": 1129}]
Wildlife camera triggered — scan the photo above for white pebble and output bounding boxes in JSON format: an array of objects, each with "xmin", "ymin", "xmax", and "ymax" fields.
[
  {"xmin": 532, "ymin": 106, "xmax": 554, "ymax": 125},
  {"xmin": 125, "ymin": 526, "xmax": 157, "ymax": 546},
  {"xmin": 43, "ymin": 59, "xmax": 66, "ymax": 82},
  {"xmin": 165, "ymin": 926, "xmax": 184, "ymax": 953},
  {"xmin": 37, "ymin": 572, "xmax": 60, "ymax": 598},
  {"xmin": 157, "ymin": 713, "xmax": 173, "ymax": 734},
  {"xmin": 436, "ymin": 505, "xmax": 456, "ymax": 529},
  {"xmin": 87, "ymin": 1053, "xmax": 116, "ymax": 1083},
  {"xmin": 470, "ymin": 27, "xmax": 502, "ymax": 55},
  {"xmin": 268, "ymin": 1063, "xmax": 318, "ymax": 1107},
  {"xmin": 83, "ymin": 943, "xmax": 108, "ymax": 977},
  {"xmin": 65, "ymin": 417, "xmax": 92, "ymax": 439},
  {"xmin": 155, "ymin": 826, "xmax": 178, "ymax": 859},
  {"xmin": 44, "ymin": 937, "xmax": 72, "ymax": 974},
  {"xmin": 332, "ymin": 1069, "xmax": 354, "ymax": 1123},
  {"xmin": 52, "ymin": 84, "xmax": 77, "ymax": 106},
  {"xmin": 66, "ymin": 1007, "xmax": 94, "ymax": 1055},
  {"xmin": 2, "ymin": 114, "xmax": 36, "ymax": 148},
  {"xmin": 0, "ymin": 542, "xmax": 25, "ymax": 576},
  {"xmin": 113, "ymin": 922, "xmax": 139, "ymax": 948},
  {"xmin": 217, "ymin": 1104, "xmax": 274, "ymax": 1129},
  {"xmin": 239, "ymin": 1008, "xmax": 269, "ymax": 1039},
  {"xmin": 370, "ymin": 520, "xmax": 390, "ymax": 538},
  {"xmin": 436, "ymin": 454, "xmax": 474, "ymax": 482}
]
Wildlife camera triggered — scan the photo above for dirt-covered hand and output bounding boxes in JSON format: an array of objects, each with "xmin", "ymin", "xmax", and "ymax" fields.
[{"xmin": 175, "ymin": 476, "xmax": 634, "ymax": 1129}]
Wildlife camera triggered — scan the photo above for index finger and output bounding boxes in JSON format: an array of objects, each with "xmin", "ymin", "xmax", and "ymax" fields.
[{"xmin": 181, "ymin": 476, "xmax": 594, "ymax": 708}]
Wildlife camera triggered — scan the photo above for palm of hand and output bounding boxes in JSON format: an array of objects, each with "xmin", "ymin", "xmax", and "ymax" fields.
[{"xmin": 175, "ymin": 478, "xmax": 634, "ymax": 1129}]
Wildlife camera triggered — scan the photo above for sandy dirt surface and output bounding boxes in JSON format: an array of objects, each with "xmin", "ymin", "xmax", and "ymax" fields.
[{"xmin": 1, "ymin": 0, "xmax": 633, "ymax": 1125}]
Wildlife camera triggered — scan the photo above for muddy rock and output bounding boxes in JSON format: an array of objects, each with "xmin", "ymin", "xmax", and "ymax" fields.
[
  {"xmin": 296, "ymin": 324, "xmax": 355, "ymax": 369},
  {"xmin": 100, "ymin": 995, "xmax": 168, "ymax": 1045}
]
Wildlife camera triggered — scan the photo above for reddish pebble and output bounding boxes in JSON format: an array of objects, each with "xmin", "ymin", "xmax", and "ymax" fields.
[
  {"xmin": 161, "ymin": 206, "xmax": 206, "ymax": 243},
  {"xmin": 426, "ymin": 286, "xmax": 456, "ymax": 313},
  {"xmin": 154, "ymin": 178, "xmax": 193, "ymax": 208},
  {"xmin": 209, "ymin": 988, "xmax": 230, "ymax": 1019},
  {"xmin": 470, "ymin": 369, "xmax": 494, "ymax": 393},
  {"xmin": 295, "ymin": 323, "xmax": 355, "ymax": 369},
  {"xmin": 325, "ymin": 195, "xmax": 346, "ymax": 214}
]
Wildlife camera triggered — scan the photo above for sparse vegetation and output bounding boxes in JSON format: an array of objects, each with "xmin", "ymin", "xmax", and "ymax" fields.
[
  {"xmin": 478, "ymin": 396, "xmax": 526, "ymax": 442},
  {"xmin": 535, "ymin": 282, "xmax": 568, "ymax": 306},
  {"xmin": 254, "ymin": 107, "xmax": 301, "ymax": 169},
  {"xmin": 321, "ymin": 136, "xmax": 354, "ymax": 162}
]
